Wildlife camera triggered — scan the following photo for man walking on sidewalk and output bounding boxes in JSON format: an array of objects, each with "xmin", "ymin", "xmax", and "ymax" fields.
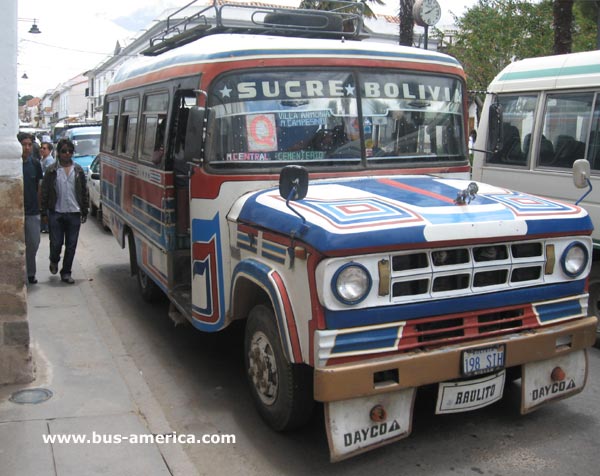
[
  {"xmin": 39, "ymin": 141, "xmax": 55, "ymax": 233},
  {"xmin": 41, "ymin": 138, "xmax": 89, "ymax": 284},
  {"xmin": 19, "ymin": 132, "xmax": 43, "ymax": 284}
]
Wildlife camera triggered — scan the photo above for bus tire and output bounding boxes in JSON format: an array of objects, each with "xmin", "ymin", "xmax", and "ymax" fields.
[
  {"xmin": 244, "ymin": 304, "xmax": 314, "ymax": 431},
  {"xmin": 587, "ymin": 266, "xmax": 600, "ymax": 347}
]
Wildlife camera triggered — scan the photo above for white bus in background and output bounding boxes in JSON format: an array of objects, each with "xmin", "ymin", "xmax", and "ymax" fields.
[{"xmin": 472, "ymin": 50, "xmax": 600, "ymax": 341}]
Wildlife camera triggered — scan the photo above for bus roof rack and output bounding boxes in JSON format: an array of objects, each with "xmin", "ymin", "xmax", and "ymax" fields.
[{"xmin": 142, "ymin": 0, "xmax": 366, "ymax": 56}]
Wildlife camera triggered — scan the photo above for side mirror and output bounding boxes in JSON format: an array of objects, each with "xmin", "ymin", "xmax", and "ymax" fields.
[
  {"xmin": 279, "ymin": 165, "xmax": 308, "ymax": 201},
  {"xmin": 91, "ymin": 173, "xmax": 100, "ymax": 180},
  {"xmin": 184, "ymin": 106, "xmax": 206, "ymax": 162},
  {"xmin": 488, "ymin": 101, "xmax": 504, "ymax": 153},
  {"xmin": 573, "ymin": 159, "xmax": 591, "ymax": 189}
]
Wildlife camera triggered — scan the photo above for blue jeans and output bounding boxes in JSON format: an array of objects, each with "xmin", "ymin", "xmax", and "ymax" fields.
[
  {"xmin": 48, "ymin": 211, "xmax": 81, "ymax": 276},
  {"xmin": 24, "ymin": 214, "xmax": 40, "ymax": 278}
]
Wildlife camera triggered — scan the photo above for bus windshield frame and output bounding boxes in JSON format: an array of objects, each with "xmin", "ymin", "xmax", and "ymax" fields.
[{"xmin": 205, "ymin": 68, "xmax": 467, "ymax": 170}]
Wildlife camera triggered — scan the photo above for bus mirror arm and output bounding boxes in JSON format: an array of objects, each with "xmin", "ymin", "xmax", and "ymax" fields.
[{"xmin": 470, "ymin": 147, "xmax": 500, "ymax": 155}]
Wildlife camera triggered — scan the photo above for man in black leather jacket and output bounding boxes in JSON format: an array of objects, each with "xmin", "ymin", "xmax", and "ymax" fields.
[{"xmin": 41, "ymin": 138, "xmax": 89, "ymax": 284}]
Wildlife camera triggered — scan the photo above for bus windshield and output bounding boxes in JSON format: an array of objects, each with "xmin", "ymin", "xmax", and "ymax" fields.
[{"xmin": 208, "ymin": 70, "xmax": 465, "ymax": 167}]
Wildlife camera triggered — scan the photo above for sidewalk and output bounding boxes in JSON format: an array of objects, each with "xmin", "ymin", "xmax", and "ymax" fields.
[{"xmin": 0, "ymin": 248, "xmax": 198, "ymax": 476}]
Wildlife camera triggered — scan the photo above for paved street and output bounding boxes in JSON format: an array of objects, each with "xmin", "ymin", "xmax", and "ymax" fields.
[{"xmin": 53, "ymin": 218, "xmax": 600, "ymax": 475}]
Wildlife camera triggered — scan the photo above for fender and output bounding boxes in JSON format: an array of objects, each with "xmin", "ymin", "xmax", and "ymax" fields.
[{"xmin": 232, "ymin": 258, "xmax": 303, "ymax": 364}]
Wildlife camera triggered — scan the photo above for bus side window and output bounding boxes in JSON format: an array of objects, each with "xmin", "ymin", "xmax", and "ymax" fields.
[
  {"xmin": 140, "ymin": 92, "xmax": 169, "ymax": 166},
  {"xmin": 540, "ymin": 92, "xmax": 593, "ymax": 169},
  {"xmin": 119, "ymin": 96, "xmax": 139, "ymax": 158},
  {"xmin": 491, "ymin": 123, "xmax": 523, "ymax": 164}
]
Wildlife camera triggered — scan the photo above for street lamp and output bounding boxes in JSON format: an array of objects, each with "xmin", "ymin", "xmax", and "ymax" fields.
[{"xmin": 18, "ymin": 18, "xmax": 42, "ymax": 34}]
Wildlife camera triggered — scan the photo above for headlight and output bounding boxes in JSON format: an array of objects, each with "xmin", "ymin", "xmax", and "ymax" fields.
[
  {"xmin": 560, "ymin": 242, "xmax": 589, "ymax": 278},
  {"xmin": 332, "ymin": 263, "xmax": 372, "ymax": 305}
]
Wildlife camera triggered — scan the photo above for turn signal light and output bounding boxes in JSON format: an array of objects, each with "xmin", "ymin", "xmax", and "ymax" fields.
[
  {"xmin": 370, "ymin": 404, "xmax": 387, "ymax": 422},
  {"xmin": 551, "ymin": 366, "xmax": 566, "ymax": 382}
]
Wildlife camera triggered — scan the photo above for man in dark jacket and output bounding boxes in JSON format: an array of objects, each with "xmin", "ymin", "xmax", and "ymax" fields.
[
  {"xmin": 41, "ymin": 138, "xmax": 89, "ymax": 284},
  {"xmin": 19, "ymin": 132, "xmax": 43, "ymax": 284}
]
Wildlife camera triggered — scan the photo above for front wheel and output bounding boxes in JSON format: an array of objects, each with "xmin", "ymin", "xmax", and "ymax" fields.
[{"xmin": 244, "ymin": 305, "xmax": 314, "ymax": 431}]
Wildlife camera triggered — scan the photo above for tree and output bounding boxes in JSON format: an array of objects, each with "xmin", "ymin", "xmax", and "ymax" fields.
[
  {"xmin": 574, "ymin": 0, "xmax": 600, "ymax": 50},
  {"xmin": 299, "ymin": 0, "xmax": 384, "ymax": 18},
  {"xmin": 18, "ymin": 95, "xmax": 33, "ymax": 107},
  {"xmin": 554, "ymin": 0, "xmax": 574, "ymax": 54},
  {"xmin": 399, "ymin": 0, "xmax": 415, "ymax": 46},
  {"xmin": 446, "ymin": 0, "xmax": 554, "ymax": 91}
]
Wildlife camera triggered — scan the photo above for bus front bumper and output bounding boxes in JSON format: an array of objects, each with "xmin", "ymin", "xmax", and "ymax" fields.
[{"xmin": 314, "ymin": 316, "xmax": 597, "ymax": 402}]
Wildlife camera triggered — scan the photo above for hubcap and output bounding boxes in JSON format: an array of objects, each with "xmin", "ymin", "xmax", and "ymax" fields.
[{"xmin": 248, "ymin": 331, "xmax": 278, "ymax": 405}]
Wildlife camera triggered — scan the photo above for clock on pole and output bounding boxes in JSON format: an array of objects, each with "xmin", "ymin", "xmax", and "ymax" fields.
[{"xmin": 413, "ymin": 0, "xmax": 442, "ymax": 49}]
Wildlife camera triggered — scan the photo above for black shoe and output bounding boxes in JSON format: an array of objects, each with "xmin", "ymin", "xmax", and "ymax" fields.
[
  {"xmin": 28, "ymin": 276, "xmax": 37, "ymax": 284},
  {"xmin": 41, "ymin": 229, "xmax": 48, "ymax": 234},
  {"xmin": 61, "ymin": 275, "xmax": 75, "ymax": 284},
  {"xmin": 49, "ymin": 262, "xmax": 58, "ymax": 275}
]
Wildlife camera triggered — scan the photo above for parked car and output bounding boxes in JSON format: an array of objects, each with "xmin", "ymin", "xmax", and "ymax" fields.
[
  {"xmin": 87, "ymin": 155, "xmax": 109, "ymax": 230},
  {"xmin": 63, "ymin": 126, "xmax": 101, "ymax": 173}
]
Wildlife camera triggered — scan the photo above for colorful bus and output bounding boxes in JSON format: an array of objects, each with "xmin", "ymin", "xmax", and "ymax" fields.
[
  {"xmin": 100, "ymin": 2, "xmax": 597, "ymax": 461},
  {"xmin": 472, "ymin": 50, "xmax": 600, "ymax": 343}
]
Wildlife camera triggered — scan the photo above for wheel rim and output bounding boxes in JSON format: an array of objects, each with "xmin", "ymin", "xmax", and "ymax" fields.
[{"xmin": 248, "ymin": 331, "xmax": 278, "ymax": 405}]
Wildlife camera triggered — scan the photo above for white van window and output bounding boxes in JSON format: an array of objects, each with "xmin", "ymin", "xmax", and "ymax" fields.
[
  {"xmin": 487, "ymin": 95, "xmax": 537, "ymax": 167},
  {"xmin": 539, "ymin": 92, "xmax": 593, "ymax": 168}
]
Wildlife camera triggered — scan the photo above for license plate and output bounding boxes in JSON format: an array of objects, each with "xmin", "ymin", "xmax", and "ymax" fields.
[{"xmin": 461, "ymin": 344, "xmax": 505, "ymax": 377}]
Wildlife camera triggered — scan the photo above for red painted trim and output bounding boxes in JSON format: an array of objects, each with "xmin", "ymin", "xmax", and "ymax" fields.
[
  {"xmin": 272, "ymin": 271, "xmax": 303, "ymax": 363},
  {"xmin": 377, "ymin": 177, "xmax": 456, "ymax": 204}
]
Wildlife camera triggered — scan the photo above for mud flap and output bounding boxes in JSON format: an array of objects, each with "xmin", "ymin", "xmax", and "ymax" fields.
[
  {"xmin": 324, "ymin": 388, "xmax": 415, "ymax": 462},
  {"xmin": 521, "ymin": 349, "xmax": 588, "ymax": 414}
]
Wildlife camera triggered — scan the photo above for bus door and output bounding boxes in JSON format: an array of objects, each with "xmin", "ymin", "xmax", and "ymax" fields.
[{"xmin": 169, "ymin": 90, "xmax": 196, "ymax": 297}]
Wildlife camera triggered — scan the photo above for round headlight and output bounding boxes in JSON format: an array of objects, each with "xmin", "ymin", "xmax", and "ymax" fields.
[
  {"xmin": 332, "ymin": 263, "xmax": 372, "ymax": 305},
  {"xmin": 561, "ymin": 242, "xmax": 589, "ymax": 278}
]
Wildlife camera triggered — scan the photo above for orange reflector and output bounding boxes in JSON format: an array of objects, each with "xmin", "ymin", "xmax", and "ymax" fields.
[
  {"xmin": 369, "ymin": 404, "xmax": 387, "ymax": 422},
  {"xmin": 294, "ymin": 246, "xmax": 307, "ymax": 260},
  {"xmin": 551, "ymin": 366, "xmax": 566, "ymax": 382}
]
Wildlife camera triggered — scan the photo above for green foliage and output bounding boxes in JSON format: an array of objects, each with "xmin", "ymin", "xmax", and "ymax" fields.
[
  {"xmin": 18, "ymin": 95, "xmax": 34, "ymax": 107},
  {"xmin": 299, "ymin": 0, "xmax": 384, "ymax": 18},
  {"xmin": 446, "ymin": 0, "xmax": 555, "ymax": 91},
  {"xmin": 573, "ymin": 1, "xmax": 599, "ymax": 51}
]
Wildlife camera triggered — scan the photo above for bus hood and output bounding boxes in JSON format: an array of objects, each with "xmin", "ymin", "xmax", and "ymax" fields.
[{"xmin": 232, "ymin": 176, "xmax": 592, "ymax": 254}]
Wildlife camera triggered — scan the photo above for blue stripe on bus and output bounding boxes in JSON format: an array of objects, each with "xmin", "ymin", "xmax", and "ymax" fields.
[
  {"xmin": 534, "ymin": 299, "xmax": 583, "ymax": 323},
  {"xmin": 332, "ymin": 327, "xmax": 399, "ymax": 354}
]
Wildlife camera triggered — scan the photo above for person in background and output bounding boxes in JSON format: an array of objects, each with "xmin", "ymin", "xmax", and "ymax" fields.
[
  {"xmin": 18, "ymin": 132, "xmax": 43, "ymax": 284},
  {"xmin": 39, "ymin": 141, "xmax": 55, "ymax": 174},
  {"xmin": 41, "ymin": 138, "xmax": 89, "ymax": 284},
  {"xmin": 39, "ymin": 142, "xmax": 55, "ymax": 233}
]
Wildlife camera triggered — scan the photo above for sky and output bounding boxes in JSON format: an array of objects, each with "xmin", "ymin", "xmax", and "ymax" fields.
[{"xmin": 17, "ymin": 0, "xmax": 477, "ymax": 98}]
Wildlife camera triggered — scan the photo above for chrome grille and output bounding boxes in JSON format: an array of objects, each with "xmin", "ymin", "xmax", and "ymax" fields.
[{"xmin": 390, "ymin": 241, "xmax": 545, "ymax": 302}]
